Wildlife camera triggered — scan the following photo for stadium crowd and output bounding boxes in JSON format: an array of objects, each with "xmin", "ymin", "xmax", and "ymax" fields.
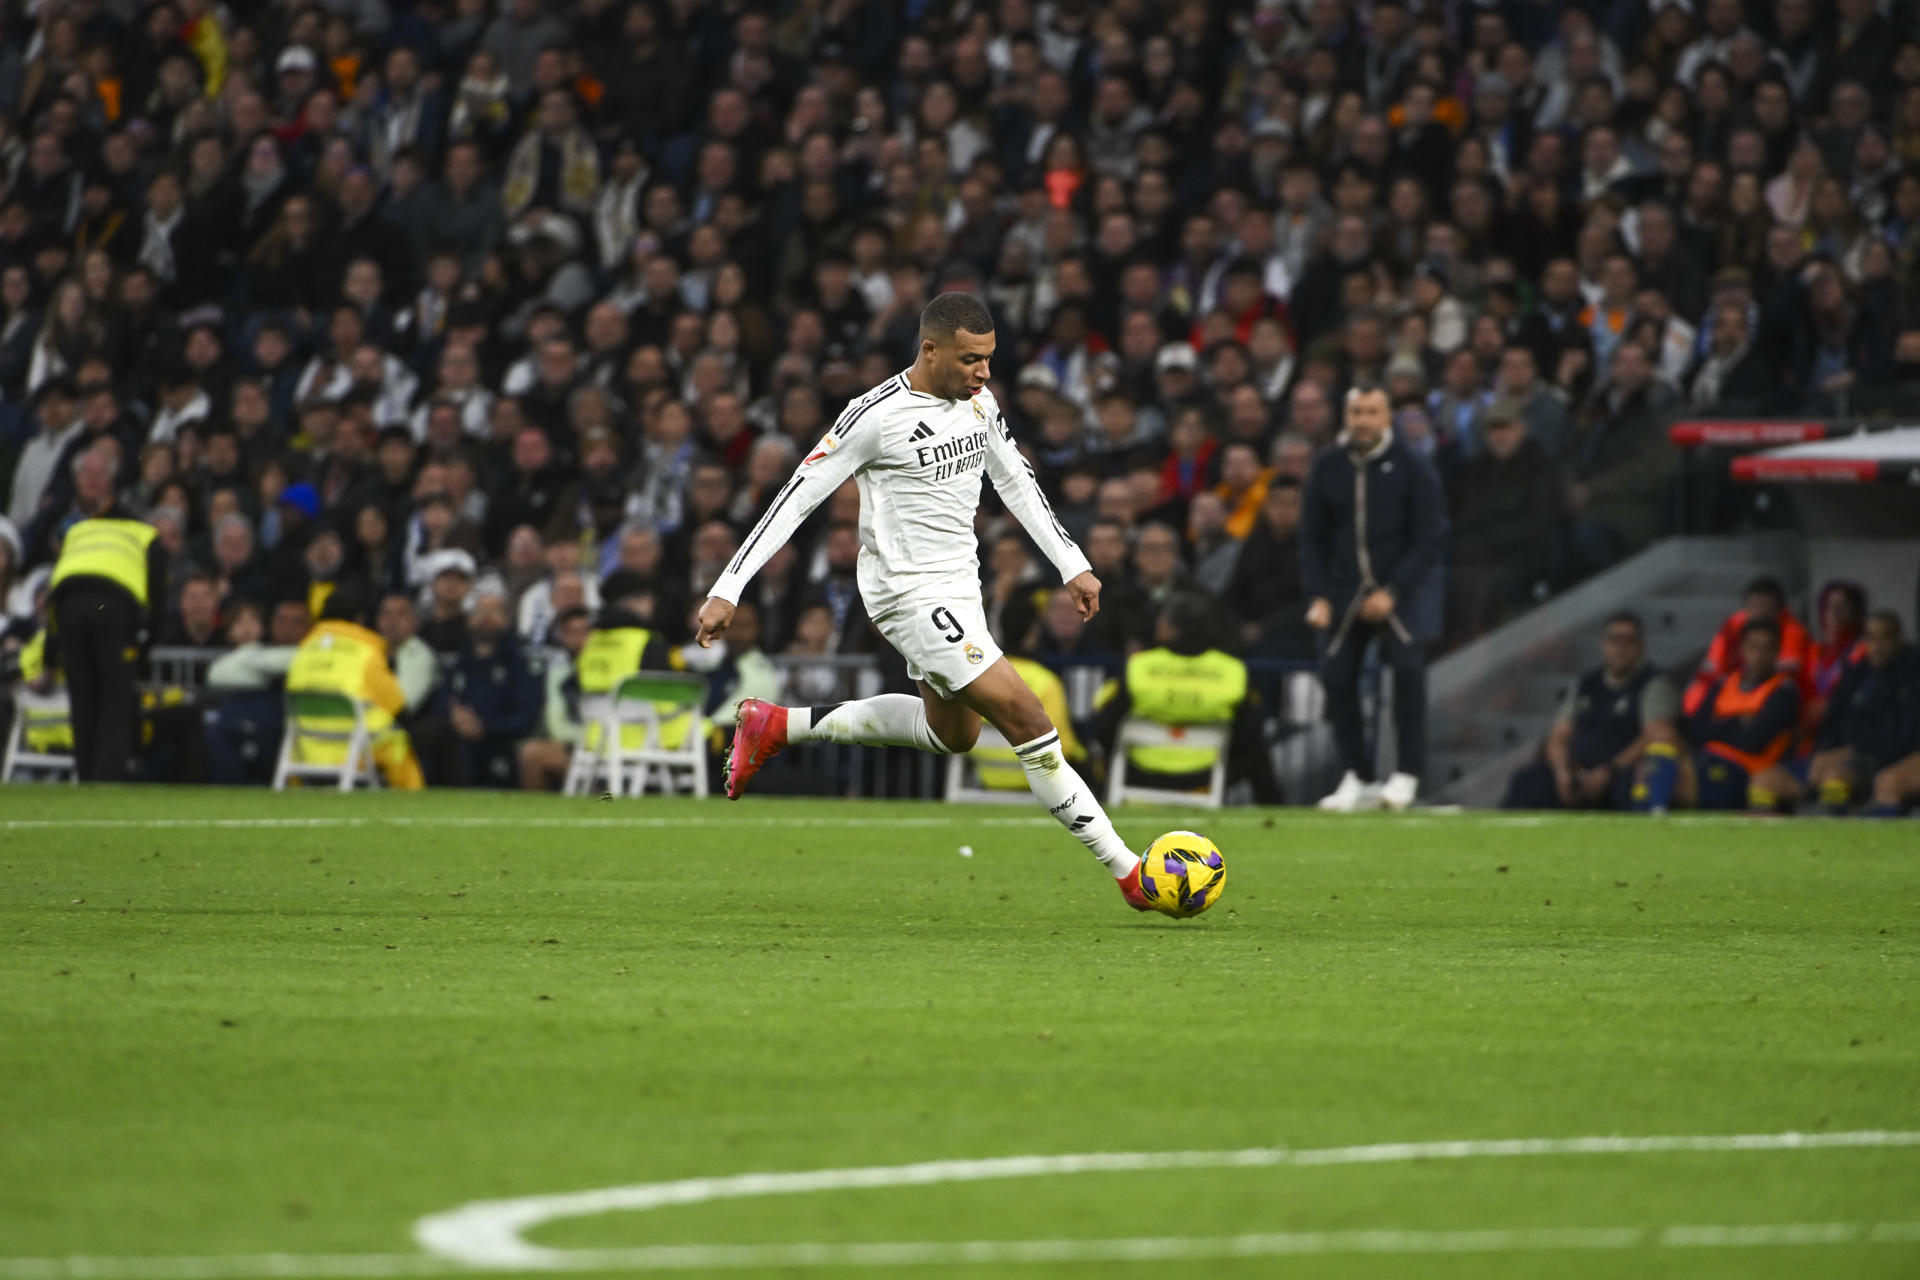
[{"xmin": 1, "ymin": 0, "xmax": 1918, "ymax": 806}]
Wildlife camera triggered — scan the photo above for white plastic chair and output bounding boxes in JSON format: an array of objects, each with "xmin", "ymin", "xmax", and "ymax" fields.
[
  {"xmin": 1108, "ymin": 718, "xmax": 1229, "ymax": 808},
  {"xmin": 563, "ymin": 672, "xmax": 709, "ymax": 798},
  {"xmin": 272, "ymin": 690, "xmax": 382, "ymax": 791},
  {"xmin": 943, "ymin": 723, "xmax": 1033, "ymax": 804},
  {"xmin": 1, "ymin": 688, "xmax": 79, "ymax": 783}
]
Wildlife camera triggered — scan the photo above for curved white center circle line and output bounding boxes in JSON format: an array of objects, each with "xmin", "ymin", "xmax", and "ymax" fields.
[
  {"xmin": 5, "ymin": 1222, "xmax": 1920, "ymax": 1279},
  {"xmin": 411, "ymin": 1129, "xmax": 1920, "ymax": 1268}
]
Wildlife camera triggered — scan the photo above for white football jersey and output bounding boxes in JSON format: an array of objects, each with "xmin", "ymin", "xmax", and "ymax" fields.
[{"xmin": 708, "ymin": 370, "xmax": 1090, "ymax": 608}]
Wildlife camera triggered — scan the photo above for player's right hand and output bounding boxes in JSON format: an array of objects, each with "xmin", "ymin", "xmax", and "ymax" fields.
[
  {"xmin": 695, "ymin": 597, "xmax": 735, "ymax": 648},
  {"xmin": 1305, "ymin": 598, "xmax": 1332, "ymax": 629}
]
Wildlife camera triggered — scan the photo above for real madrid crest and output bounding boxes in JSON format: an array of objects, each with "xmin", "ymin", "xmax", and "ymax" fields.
[
  {"xmin": 972, "ymin": 398, "xmax": 986, "ymax": 421},
  {"xmin": 964, "ymin": 642, "xmax": 984, "ymax": 664}
]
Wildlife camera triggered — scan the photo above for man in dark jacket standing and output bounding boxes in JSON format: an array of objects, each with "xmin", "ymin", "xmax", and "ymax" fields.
[{"xmin": 1300, "ymin": 385, "xmax": 1448, "ymax": 811}]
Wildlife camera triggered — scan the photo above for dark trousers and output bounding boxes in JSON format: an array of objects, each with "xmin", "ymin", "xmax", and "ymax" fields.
[
  {"xmin": 1321, "ymin": 621, "xmax": 1427, "ymax": 781},
  {"xmin": 205, "ymin": 691, "xmax": 285, "ymax": 784},
  {"xmin": 1503, "ymin": 756, "xmax": 1636, "ymax": 810},
  {"xmin": 53, "ymin": 583, "xmax": 140, "ymax": 783}
]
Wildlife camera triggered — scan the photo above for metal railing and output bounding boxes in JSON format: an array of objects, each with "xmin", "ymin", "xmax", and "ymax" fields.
[{"xmin": 21, "ymin": 647, "xmax": 1337, "ymax": 801}]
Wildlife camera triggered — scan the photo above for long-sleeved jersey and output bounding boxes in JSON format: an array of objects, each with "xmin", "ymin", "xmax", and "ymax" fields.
[{"xmin": 708, "ymin": 371, "xmax": 1090, "ymax": 608}]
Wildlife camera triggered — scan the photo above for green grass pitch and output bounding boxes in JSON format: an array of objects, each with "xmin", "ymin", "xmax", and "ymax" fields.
[{"xmin": 2, "ymin": 787, "xmax": 1916, "ymax": 1279}]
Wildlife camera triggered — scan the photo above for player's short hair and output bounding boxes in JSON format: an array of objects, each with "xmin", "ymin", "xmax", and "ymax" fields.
[
  {"xmin": 919, "ymin": 291, "xmax": 995, "ymax": 343},
  {"xmin": 1345, "ymin": 382, "xmax": 1388, "ymax": 404},
  {"xmin": 1604, "ymin": 610, "xmax": 1644, "ymax": 635},
  {"xmin": 1740, "ymin": 616, "xmax": 1781, "ymax": 644}
]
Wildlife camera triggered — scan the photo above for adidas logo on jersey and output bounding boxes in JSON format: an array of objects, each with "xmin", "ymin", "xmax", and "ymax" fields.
[{"xmin": 909, "ymin": 422, "xmax": 935, "ymax": 441}]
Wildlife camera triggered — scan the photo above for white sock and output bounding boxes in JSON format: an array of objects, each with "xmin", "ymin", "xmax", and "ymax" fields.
[
  {"xmin": 1013, "ymin": 731, "xmax": 1140, "ymax": 878},
  {"xmin": 788, "ymin": 695, "xmax": 952, "ymax": 753}
]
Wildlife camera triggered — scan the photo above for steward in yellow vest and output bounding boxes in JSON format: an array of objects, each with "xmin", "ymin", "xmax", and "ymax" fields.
[
  {"xmin": 1088, "ymin": 595, "xmax": 1281, "ymax": 804},
  {"xmin": 570, "ymin": 575, "xmax": 690, "ymax": 754},
  {"xmin": 47, "ymin": 509, "xmax": 167, "ymax": 781},
  {"xmin": 285, "ymin": 587, "xmax": 425, "ymax": 788}
]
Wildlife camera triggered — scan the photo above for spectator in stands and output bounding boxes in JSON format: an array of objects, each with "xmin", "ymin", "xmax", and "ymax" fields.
[
  {"xmin": 518, "ymin": 604, "xmax": 596, "ymax": 793},
  {"xmin": 1563, "ymin": 341, "xmax": 1678, "ymax": 578},
  {"xmin": 417, "ymin": 550, "xmax": 476, "ymax": 656},
  {"xmin": 0, "ymin": 0, "xmax": 1908, "ymax": 805},
  {"xmin": 1444, "ymin": 399, "xmax": 1558, "ymax": 647},
  {"xmin": 1504, "ymin": 612, "xmax": 1678, "ymax": 811},
  {"xmin": 446, "ymin": 580, "xmax": 544, "ymax": 787},
  {"xmin": 1683, "ymin": 576, "xmax": 1814, "ymax": 716},
  {"xmin": 1303, "ymin": 385, "xmax": 1447, "ymax": 812},
  {"xmin": 1227, "ymin": 475, "xmax": 1311, "ymax": 662},
  {"xmin": 204, "ymin": 601, "xmax": 298, "ymax": 785},
  {"xmin": 1639, "ymin": 617, "xmax": 1799, "ymax": 813}
]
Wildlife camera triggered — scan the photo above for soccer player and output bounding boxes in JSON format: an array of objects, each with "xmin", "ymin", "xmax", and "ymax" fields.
[{"xmin": 692, "ymin": 293, "xmax": 1151, "ymax": 910}]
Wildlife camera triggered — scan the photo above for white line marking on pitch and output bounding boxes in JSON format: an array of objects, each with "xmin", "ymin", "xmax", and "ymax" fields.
[
  {"xmin": 410, "ymin": 1129, "xmax": 1920, "ymax": 1267},
  {"xmin": 3, "ymin": 1132, "xmax": 1914, "ymax": 1279},
  {"xmin": 0, "ymin": 812, "xmax": 1711, "ymax": 833},
  {"xmin": 5, "ymin": 1222, "xmax": 1919, "ymax": 1279}
]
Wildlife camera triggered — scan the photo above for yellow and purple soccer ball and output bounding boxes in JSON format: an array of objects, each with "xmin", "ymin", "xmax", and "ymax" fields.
[{"xmin": 1139, "ymin": 831, "xmax": 1226, "ymax": 918}]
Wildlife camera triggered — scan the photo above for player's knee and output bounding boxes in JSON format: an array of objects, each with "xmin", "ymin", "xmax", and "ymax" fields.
[{"xmin": 932, "ymin": 721, "xmax": 978, "ymax": 754}]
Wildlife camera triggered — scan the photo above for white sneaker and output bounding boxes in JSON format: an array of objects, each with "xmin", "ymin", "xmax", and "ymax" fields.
[
  {"xmin": 1318, "ymin": 770, "xmax": 1377, "ymax": 813},
  {"xmin": 1378, "ymin": 772, "xmax": 1419, "ymax": 812}
]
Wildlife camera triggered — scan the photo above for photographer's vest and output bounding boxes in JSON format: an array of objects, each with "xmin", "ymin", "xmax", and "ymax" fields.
[
  {"xmin": 577, "ymin": 626, "xmax": 691, "ymax": 750},
  {"xmin": 50, "ymin": 518, "xmax": 155, "ymax": 606},
  {"xmin": 1567, "ymin": 664, "xmax": 1655, "ymax": 769},
  {"xmin": 1125, "ymin": 647, "xmax": 1246, "ymax": 774}
]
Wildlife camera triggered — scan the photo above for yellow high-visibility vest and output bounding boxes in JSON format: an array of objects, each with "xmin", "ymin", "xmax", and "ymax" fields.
[
  {"xmin": 287, "ymin": 621, "xmax": 405, "ymax": 735},
  {"xmin": 577, "ymin": 626, "xmax": 691, "ymax": 750},
  {"xmin": 1123, "ymin": 647, "xmax": 1246, "ymax": 774},
  {"xmin": 50, "ymin": 518, "xmax": 156, "ymax": 606}
]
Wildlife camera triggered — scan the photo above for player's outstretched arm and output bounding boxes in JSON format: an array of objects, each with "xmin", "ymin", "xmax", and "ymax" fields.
[{"xmin": 697, "ymin": 400, "xmax": 882, "ymax": 646}]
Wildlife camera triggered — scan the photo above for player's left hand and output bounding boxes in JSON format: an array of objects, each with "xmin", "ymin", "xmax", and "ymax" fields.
[
  {"xmin": 695, "ymin": 596, "xmax": 735, "ymax": 648},
  {"xmin": 1065, "ymin": 571, "xmax": 1101, "ymax": 620}
]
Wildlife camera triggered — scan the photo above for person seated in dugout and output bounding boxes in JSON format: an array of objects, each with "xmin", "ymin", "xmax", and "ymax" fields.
[
  {"xmin": 515, "ymin": 570, "xmax": 687, "ymax": 790},
  {"xmin": 1636, "ymin": 617, "xmax": 1798, "ymax": 813},
  {"xmin": 1681, "ymin": 575, "xmax": 1812, "ymax": 717},
  {"xmin": 1082, "ymin": 594, "xmax": 1280, "ymax": 804},
  {"xmin": 1750, "ymin": 611, "xmax": 1917, "ymax": 813},
  {"xmin": 1503, "ymin": 611, "xmax": 1678, "ymax": 810},
  {"xmin": 284, "ymin": 585, "xmax": 426, "ymax": 789}
]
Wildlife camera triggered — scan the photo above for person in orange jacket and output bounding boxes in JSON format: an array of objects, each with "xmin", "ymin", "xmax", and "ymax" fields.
[
  {"xmin": 1681, "ymin": 575, "xmax": 1812, "ymax": 717},
  {"xmin": 1639, "ymin": 617, "xmax": 1799, "ymax": 812}
]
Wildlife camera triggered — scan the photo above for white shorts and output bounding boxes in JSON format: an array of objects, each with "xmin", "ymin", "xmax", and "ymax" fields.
[{"xmin": 866, "ymin": 577, "xmax": 1003, "ymax": 699}]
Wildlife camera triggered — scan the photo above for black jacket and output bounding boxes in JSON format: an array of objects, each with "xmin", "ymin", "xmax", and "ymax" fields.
[{"xmin": 1299, "ymin": 434, "xmax": 1448, "ymax": 641}]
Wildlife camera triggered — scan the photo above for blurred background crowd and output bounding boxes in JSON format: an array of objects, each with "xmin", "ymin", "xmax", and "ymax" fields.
[{"xmin": 1, "ymin": 0, "xmax": 1917, "ymax": 791}]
